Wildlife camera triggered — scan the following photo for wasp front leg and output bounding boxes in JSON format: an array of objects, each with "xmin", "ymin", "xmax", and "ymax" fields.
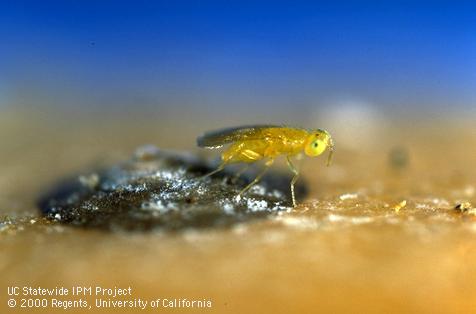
[{"xmin": 286, "ymin": 156, "xmax": 300, "ymax": 207}]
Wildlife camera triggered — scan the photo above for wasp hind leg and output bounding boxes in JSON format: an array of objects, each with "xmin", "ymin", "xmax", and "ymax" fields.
[
  {"xmin": 238, "ymin": 159, "xmax": 274, "ymax": 197},
  {"xmin": 200, "ymin": 162, "xmax": 227, "ymax": 179}
]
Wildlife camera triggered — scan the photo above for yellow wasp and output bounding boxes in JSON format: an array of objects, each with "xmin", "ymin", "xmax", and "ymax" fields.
[{"xmin": 197, "ymin": 125, "xmax": 334, "ymax": 207}]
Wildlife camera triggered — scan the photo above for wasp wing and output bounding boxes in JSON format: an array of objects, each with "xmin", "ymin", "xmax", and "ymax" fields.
[{"xmin": 197, "ymin": 125, "xmax": 281, "ymax": 148}]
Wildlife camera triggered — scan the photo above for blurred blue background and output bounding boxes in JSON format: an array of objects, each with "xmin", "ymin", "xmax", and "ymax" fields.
[{"xmin": 1, "ymin": 1, "xmax": 475, "ymax": 124}]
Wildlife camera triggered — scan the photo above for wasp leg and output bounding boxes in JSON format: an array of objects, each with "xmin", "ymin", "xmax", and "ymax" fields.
[
  {"xmin": 200, "ymin": 162, "xmax": 227, "ymax": 179},
  {"xmin": 231, "ymin": 164, "xmax": 250, "ymax": 183},
  {"xmin": 286, "ymin": 156, "xmax": 299, "ymax": 207},
  {"xmin": 238, "ymin": 159, "xmax": 274, "ymax": 196}
]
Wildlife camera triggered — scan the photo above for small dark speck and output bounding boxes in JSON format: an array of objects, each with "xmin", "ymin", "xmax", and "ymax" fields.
[
  {"xmin": 185, "ymin": 197, "xmax": 196, "ymax": 204},
  {"xmin": 455, "ymin": 202, "xmax": 472, "ymax": 212},
  {"xmin": 388, "ymin": 146, "xmax": 409, "ymax": 170}
]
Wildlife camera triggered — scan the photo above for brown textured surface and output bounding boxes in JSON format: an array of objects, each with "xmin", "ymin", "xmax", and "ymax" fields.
[{"xmin": 1, "ymin": 109, "xmax": 476, "ymax": 313}]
